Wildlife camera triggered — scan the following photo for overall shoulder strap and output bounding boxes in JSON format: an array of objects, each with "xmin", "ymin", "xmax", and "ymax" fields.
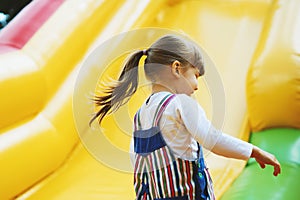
[
  {"xmin": 152, "ymin": 93, "xmax": 176, "ymax": 126},
  {"xmin": 197, "ymin": 142, "xmax": 206, "ymax": 168},
  {"xmin": 134, "ymin": 109, "xmax": 141, "ymax": 131},
  {"xmin": 134, "ymin": 93, "xmax": 175, "ymax": 131}
]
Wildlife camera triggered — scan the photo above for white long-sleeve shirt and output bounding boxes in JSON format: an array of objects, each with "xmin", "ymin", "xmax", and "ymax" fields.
[{"xmin": 132, "ymin": 91, "xmax": 253, "ymax": 161}]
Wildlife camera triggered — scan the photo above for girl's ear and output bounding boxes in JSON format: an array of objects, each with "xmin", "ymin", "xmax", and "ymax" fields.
[{"xmin": 171, "ymin": 60, "xmax": 181, "ymax": 78}]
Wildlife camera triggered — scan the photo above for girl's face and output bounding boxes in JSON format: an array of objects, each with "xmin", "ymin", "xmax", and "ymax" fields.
[{"xmin": 176, "ymin": 66, "xmax": 200, "ymax": 96}]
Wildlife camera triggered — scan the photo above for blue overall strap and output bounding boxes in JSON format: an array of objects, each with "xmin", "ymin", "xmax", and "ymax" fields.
[
  {"xmin": 197, "ymin": 143, "xmax": 206, "ymax": 169},
  {"xmin": 196, "ymin": 143, "xmax": 215, "ymax": 200},
  {"xmin": 196, "ymin": 143, "xmax": 208, "ymax": 199}
]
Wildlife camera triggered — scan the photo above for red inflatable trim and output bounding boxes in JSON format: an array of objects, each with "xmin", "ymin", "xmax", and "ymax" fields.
[{"xmin": 0, "ymin": 0, "xmax": 64, "ymax": 53}]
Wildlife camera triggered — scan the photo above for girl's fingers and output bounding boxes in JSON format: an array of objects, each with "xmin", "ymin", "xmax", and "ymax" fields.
[
  {"xmin": 273, "ymin": 162, "xmax": 281, "ymax": 176},
  {"xmin": 273, "ymin": 167, "xmax": 279, "ymax": 176},
  {"xmin": 258, "ymin": 160, "xmax": 265, "ymax": 169},
  {"xmin": 255, "ymin": 158, "xmax": 266, "ymax": 169},
  {"xmin": 260, "ymin": 162, "xmax": 266, "ymax": 169},
  {"xmin": 252, "ymin": 146, "xmax": 281, "ymax": 176}
]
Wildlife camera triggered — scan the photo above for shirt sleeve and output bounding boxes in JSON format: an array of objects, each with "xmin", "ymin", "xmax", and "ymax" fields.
[{"xmin": 176, "ymin": 94, "xmax": 253, "ymax": 160}]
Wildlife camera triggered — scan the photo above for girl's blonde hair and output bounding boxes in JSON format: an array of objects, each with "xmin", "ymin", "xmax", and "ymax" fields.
[{"xmin": 90, "ymin": 34, "xmax": 204, "ymax": 125}]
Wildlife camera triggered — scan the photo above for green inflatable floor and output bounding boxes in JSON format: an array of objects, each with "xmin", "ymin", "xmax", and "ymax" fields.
[{"xmin": 221, "ymin": 128, "xmax": 300, "ymax": 200}]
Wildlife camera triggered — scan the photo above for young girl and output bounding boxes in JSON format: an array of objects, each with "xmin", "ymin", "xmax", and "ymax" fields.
[{"xmin": 90, "ymin": 35, "xmax": 281, "ymax": 200}]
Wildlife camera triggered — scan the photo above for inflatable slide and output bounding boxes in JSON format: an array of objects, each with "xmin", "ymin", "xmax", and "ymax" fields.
[{"xmin": 0, "ymin": 0, "xmax": 299, "ymax": 199}]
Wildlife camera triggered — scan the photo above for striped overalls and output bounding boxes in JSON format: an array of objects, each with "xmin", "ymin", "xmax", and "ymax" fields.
[{"xmin": 133, "ymin": 94, "xmax": 215, "ymax": 200}]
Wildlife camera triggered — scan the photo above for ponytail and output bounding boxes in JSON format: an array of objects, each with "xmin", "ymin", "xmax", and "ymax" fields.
[{"xmin": 89, "ymin": 50, "xmax": 144, "ymax": 126}]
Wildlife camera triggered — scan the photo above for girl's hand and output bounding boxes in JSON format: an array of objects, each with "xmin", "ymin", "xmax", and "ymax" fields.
[{"xmin": 250, "ymin": 145, "xmax": 281, "ymax": 176}]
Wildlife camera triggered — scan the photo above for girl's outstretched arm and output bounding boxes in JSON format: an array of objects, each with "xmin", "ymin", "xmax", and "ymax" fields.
[
  {"xmin": 176, "ymin": 94, "xmax": 281, "ymax": 177},
  {"xmin": 250, "ymin": 145, "xmax": 281, "ymax": 176}
]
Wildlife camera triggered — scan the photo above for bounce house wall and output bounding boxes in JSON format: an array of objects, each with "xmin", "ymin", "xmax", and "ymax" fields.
[
  {"xmin": 246, "ymin": 0, "xmax": 300, "ymax": 132},
  {"xmin": 0, "ymin": 0, "xmax": 299, "ymax": 199}
]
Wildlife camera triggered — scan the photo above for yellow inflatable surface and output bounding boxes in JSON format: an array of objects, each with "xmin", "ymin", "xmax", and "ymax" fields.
[{"xmin": 0, "ymin": 0, "xmax": 298, "ymax": 199}]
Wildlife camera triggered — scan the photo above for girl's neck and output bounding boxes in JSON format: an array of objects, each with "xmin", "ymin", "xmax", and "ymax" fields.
[{"xmin": 151, "ymin": 83, "xmax": 174, "ymax": 94}]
